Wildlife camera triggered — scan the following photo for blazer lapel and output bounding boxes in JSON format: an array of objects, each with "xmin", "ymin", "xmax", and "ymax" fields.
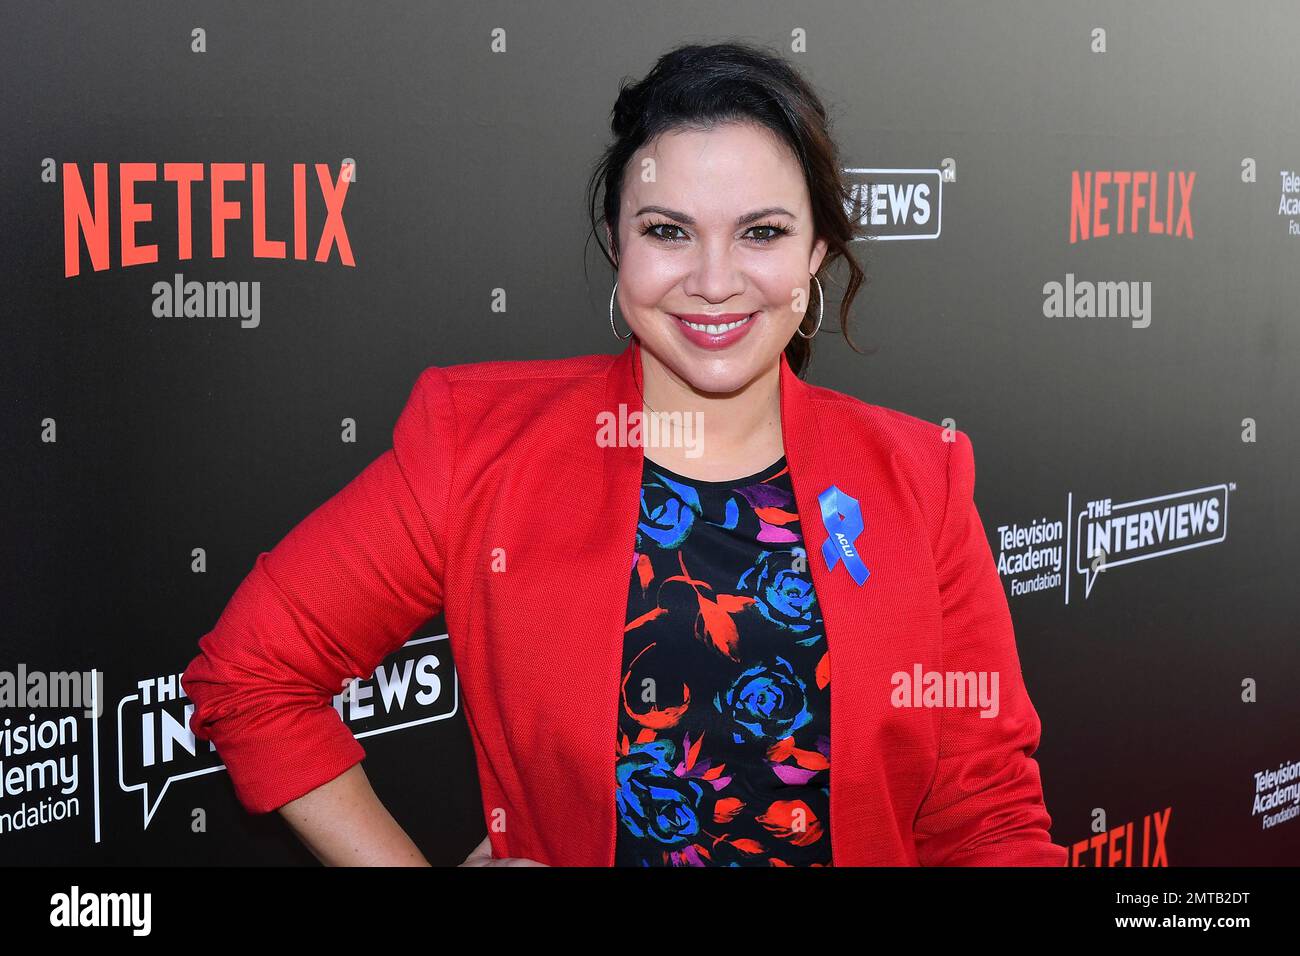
[
  {"xmin": 565, "ymin": 341, "xmax": 648, "ymax": 866},
  {"xmin": 778, "ymin": 350, "xmax": 919, "ymax": 865}
]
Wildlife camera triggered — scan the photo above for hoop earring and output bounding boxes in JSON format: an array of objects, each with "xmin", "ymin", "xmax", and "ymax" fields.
[
  {"xmin": 796, "ymin": 274, "xmax": 824, "ymax": 339},
  {"xmin": 609, "ymin": 278, "xmax": 632, "ymax": 340}
]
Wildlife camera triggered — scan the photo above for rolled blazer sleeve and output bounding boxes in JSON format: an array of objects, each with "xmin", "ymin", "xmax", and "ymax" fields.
[
  {"xmin": 913, "ymin": 430, "xmax": 1066, "ymax": 866},
  {"xmin": 181, "ymin": 366, "xmax": 455, "ymax": 814}
]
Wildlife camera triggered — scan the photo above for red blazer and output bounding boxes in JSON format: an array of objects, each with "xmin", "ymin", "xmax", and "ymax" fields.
[{"xmin": 182, "ymin": 340, "xmax": 1066, "ymax": 866}]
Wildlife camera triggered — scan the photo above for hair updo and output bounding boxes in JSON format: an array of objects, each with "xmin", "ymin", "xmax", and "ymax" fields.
[
  {"xmin": 611, "ymin": 85, "xmax": 647, "ymax": 139},
  {"xmin": 586, "ymin": 40, "xmax": 873, "ymax": 377}
]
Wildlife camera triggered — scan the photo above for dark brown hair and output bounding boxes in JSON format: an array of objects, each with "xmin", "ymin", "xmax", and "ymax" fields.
[{"xmin": 585, "ymin": 40, "xmax": 874, "ymax": 377}]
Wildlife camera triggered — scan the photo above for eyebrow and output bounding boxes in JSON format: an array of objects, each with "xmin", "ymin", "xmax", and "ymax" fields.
[{"xmin": 632, "ymin": 205, "xmax": 797, "ymax": 227}]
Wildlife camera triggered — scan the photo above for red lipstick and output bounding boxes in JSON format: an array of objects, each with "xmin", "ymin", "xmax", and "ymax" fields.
[{"xmin": 671, "ymin": 311, "xmax": 759, "ymax": 350}]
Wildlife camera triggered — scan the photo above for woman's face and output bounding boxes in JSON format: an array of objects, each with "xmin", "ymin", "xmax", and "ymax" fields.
[{"xmin": 610, "ymin": 121, "xmax": 829, "ymax": 396}]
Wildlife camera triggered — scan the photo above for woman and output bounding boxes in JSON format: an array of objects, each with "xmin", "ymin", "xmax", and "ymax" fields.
[{"xmin": 181, "ymin": 41, "xmax": 1066, "ymax": 867}]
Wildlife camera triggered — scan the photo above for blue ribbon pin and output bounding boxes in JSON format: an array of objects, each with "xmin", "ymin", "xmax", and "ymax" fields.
[{"xmin": 818, "ymin": 485, "xmax": 870, "ymax": 586}]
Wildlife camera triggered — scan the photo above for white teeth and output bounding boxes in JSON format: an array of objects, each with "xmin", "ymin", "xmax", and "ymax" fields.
[{"xmin": 680, "ymin": 314, "xmax": 753, "ymax": 334}]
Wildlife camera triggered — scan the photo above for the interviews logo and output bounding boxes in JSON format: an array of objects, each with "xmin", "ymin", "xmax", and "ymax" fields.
[
  {"xmin": 116, "ymin": 634, "xmax": 456, "ymax": 830},
  {"xmin": 994, "ymin": 481, "xmax": 1230, "ymax": 604},
  {"xmin": 1073, "ymin": 484, "xmax": 1226, "ymax": 599},
  {"xmin": 842, "ymin": 167, "xmax": 944, "ymax": 240}
]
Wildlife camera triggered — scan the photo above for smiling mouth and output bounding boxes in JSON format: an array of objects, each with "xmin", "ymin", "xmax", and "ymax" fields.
[{"xmin": 674, "ymin": 313, "xmax": 756, "ymax": 334}]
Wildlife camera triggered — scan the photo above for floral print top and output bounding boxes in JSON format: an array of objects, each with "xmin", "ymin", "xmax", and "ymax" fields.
[{"xmin": 615, "ymin": 453, "xmax": 831, "ymax": 866}]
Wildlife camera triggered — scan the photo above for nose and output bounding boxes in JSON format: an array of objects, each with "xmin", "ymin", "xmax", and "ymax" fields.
[{"xmin": 680, "ymin": 243, "xmax": 747, "ymax": 304}]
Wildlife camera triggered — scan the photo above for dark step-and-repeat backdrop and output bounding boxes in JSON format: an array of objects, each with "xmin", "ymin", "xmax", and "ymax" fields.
[{"xmin": 2, "ymin": 2, "xmax": 1296, "ymax": 868}]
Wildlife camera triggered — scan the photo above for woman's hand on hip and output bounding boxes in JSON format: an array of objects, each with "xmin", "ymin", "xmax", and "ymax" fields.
[{"xmin": 458, "ymin": 834, "xmax": 551, "ymax": 867}]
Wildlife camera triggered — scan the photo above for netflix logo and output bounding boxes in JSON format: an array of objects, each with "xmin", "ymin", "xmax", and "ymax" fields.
[
  {"xmin": 1068, "ymin": 170, "xmax": 1195, "ymax": 243},
  {"xmin": 1065, "ymin": 806, "xmax": 1172, "ymax": 866},
  {"xmin": 60, "ymin": 161, "xmax": 356, "ymax": 278}
]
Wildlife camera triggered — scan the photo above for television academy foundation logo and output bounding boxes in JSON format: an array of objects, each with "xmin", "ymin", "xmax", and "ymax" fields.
[
  {"xmin": 0, "ymin": 635, "xmax": 458, "ymax": 847},
  {"xmin": 994, "ymin": 481, "xmax": 1230, "ymax": 603},
  {"xmin": 1277, "ymin": 169, "xmax": 1300, "ymax": 236},
  {"xmin": 1251, "ymin": 757, "xmax": 1300, "ymax": 831}
]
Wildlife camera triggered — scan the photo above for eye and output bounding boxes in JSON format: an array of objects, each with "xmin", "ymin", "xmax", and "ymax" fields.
[
  {"xmin": 746, "ymin": 222, "xmax": 792, "ymax": 243},
  {"xmin": 640, "ymin": 220, "xmax": 687, "ymax": 242}
]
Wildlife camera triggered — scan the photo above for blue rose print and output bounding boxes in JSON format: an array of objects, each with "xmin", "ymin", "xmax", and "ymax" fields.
[
  {"xmin": 715, "ymin": 655, "xmax": 813, "ymax": 744},
  {"xmin": 637, "ymin": 470, "xmax": 702, "ymax": 549},
  {"xmin": 615, "ymin": 739, "xmax": 706, "ymax": 848},
  {"xmin": 736, "ymin": 547, "xmax": 821, "ymax": 633}
]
